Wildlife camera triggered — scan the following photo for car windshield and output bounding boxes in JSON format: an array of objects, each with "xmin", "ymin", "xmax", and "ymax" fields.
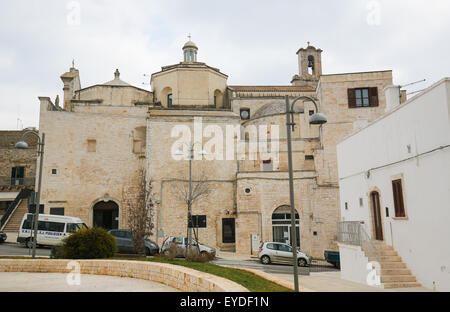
[
  {"xmin": 184, "ymin": 237, "xmax": 198, "ymax": 246},
  {"xmin": 66, "ymin": 223, "xmax": 87, "ymax": 233}
]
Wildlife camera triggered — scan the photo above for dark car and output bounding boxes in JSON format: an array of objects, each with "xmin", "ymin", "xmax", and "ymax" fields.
[
  {"xmin": 324, "ymin": 250, "xmax": 340, "ymax": 269},
  {"xmin": 0, "ymin": 232, "xmax": 6, "ymax": 243},
  {"xmin": 108, "ymin": 229, "xmax": 159, "ymax": 256}
]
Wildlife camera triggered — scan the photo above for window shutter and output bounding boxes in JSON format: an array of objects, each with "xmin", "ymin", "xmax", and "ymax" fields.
[
  {"xmin": 392, "ymin": 179, "xmax": 406, "ymax": 217},
  {"xmin": 348, "ymin": 89, "xmax": 356, "ymax": 108},
  {"xmin": 369, "ymin": 87, "xmax": 379, "ymax": 107}
]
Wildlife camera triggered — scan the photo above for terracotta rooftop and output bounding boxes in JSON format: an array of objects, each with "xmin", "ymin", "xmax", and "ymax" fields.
[{"xmin": 229, "ymin": 85, "xmax": 315, "ymax": 92}]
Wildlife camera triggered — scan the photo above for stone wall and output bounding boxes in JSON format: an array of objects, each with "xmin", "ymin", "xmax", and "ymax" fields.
[
  {"xmin": 37, "ymin": 97, "xmax": 147, "ymax": 226},
  {"xmin": 0, "ymin": 130, "xmax": 37, "ymax": 192}
]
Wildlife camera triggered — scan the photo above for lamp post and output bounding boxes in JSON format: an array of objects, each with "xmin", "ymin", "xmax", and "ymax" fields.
[
  {"xmin": 175, "ymin": 142, "xmax": 206, "ymax": 254},
  {"xmin": 285, "ymin": 95, "xmax": 327, "ymax": 292},
  {"xmin": 15, "ymin": 130, "xmax": 45, "ymax": 259}
]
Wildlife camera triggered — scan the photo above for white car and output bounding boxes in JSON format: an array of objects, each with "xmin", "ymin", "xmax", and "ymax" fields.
[
  {"xmin": 161, "ymin": 236, "xmax": 216, "ymax": 258},
  {"xmin": 17, "ymin": 213, "xmax": 87, "ymax": 248},
  {"xmin": 258, "ymin": 242, "xmax": 311, "ymax": 267}
]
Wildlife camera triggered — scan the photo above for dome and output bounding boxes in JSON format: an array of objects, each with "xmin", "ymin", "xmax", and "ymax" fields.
[
  {"xmin": 183, "ymin": 40, "xmax": 198, "ymax": 50},
  {"xmin": 253, "ymin": 101, "xmax": 304, "ymax": 119}
]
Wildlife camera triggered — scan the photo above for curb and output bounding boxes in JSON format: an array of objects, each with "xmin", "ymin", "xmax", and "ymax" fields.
[{"xmin": 230, "ymin": 266, "xmax": 314, "ymax": 292}]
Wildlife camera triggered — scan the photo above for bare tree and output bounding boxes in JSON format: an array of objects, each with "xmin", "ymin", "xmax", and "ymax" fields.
[
  {"xmin": 172, "ymin": 171, "xmax": 211, "ymax": 254},
  {"xmin": 123, "ymin": 169, "xmax": 155, "ymax": 255}
]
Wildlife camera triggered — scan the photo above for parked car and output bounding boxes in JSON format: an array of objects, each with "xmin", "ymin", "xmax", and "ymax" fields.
[
  {"xmin": 161, "ymin": 236, "xmax": 216, "ymax": 258},
  {"xmin": 324, "ymin": 250, "xmax": 340, "ymax": 269},
  {"xmin": 108, "ymin": 229, "xmax": 159, "ymax": 256},
  {"xmin": 0, "ymin": 232, "xmax": 6, "ymax": 243},
  {"xmin": 17, "ymin": 213, "xmax": 87, "ymax": 248},
  {"xmin": 258, "ymin": 242, "xmax": 311, "ymax": 267}
]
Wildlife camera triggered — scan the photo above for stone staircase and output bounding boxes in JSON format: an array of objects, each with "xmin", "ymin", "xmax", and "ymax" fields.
[
  {"xmin": 364, "ymin": 240, "xmax": 421, "ymax": 289},
  {"xmin": 1, "ymin": 199, "xmax": 28, "ymax": 233}
]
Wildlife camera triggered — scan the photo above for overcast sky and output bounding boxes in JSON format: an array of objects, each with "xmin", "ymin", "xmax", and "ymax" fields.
[{"xmin": 0, "ymin": 0, "xmax": 449, "ymax": 130}]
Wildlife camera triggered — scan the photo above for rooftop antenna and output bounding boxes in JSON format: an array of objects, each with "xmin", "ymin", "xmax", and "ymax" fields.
[
  {"xmin": 142, "ymin": 73, "xmax": 151, "ymax": 87},
  {"xmin": 188, "ymin": 33, "xmax": 192, "ymax": 41},
  {"xmin": 17, "ymin": 118, "xmax": 23, "ymax": 130},
  {"xmin": 399, "ymin": 79, "xmax": 426, "ymax": 101}
]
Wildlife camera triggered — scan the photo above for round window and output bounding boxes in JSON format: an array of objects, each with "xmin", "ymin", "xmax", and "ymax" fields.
[
  {"xmin": 240, "ymin": 110, "xmax": 250, "ymax": 120},
  {"xmin": 245, "ymin": 188, "xmax": 251, "ymax": 194}
]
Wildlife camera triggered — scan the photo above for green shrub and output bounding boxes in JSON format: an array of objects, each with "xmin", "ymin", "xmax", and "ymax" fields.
[{"xmin": 53, "ymin": 227, "xmax": 117, "ymax": 259}]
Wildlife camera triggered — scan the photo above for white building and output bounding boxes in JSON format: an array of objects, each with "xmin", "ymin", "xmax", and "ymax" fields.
[{"xmin": 336, "ymin": 78, "xmax": 450, "ymax": 291}]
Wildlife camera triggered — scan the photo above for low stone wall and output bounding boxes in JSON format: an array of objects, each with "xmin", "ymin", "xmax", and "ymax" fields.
[{"xmin": 0, "ymin": 259, "xmax": 248, "ymax": 292}]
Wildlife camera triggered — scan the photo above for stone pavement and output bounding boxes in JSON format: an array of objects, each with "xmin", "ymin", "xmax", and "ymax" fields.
[{"xmin": 0, "ymin": 272, "xmax": 179, "ymax": 292}]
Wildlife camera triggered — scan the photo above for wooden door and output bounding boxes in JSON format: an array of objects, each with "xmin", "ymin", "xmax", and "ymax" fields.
[{"xmin": 371, "ymin": 192, "xmax": 383, "ymax": 241}]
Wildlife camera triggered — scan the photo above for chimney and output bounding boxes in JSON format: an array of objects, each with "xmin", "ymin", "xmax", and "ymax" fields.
[
  {"xmin": 384, "ymin": 85, "xmax": 401, "ymax": 113},
  {"xmin": 60, "ymin": 65, "xmax": 81, "ymax": 111}
]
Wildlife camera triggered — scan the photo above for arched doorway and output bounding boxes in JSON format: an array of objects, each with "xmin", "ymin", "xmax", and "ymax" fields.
[
  {"xmin": 93, "ymin": 201, "xmax": 119, "ymax": 230},
  {"xmin": 272, "ymin": 205, "xmax": 300, "ymax": 247},
  {"xmin": 370, "ymin": 191, "xmax": 383, "ymax": 241}
]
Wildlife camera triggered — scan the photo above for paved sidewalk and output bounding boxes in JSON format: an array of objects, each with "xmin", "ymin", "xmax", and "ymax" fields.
[
  {"xmin": 215, "ymin": 250, "xmax": 257, "ymax": 261},
  {"xmin": 3, "ymin": 232, "xmax": 18, "ymax": 244},
  {"xmin": 270, "ymin": 271, "xmax": 430, "ymax": 292},
  {"xmin": 214, "ymin": 251, "xmax": 430, "ymax": 292},
  {"xmin": 0, "ymin": 272, "xmax": 179, "ymax": 292}
]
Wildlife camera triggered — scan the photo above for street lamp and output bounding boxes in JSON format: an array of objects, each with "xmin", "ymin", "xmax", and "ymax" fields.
[
  {"xmin": 284, "ymin": 95, "xmax": 327, "ymax": 292},
  {"xmin": 175, "ymin": 142, "xmax": 207, "ymax": 254},
  {"xmin": 15, "ymin": 130, "xmax": 45, "ymax": 259}
]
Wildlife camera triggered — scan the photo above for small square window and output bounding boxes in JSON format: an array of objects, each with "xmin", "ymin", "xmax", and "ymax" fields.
[
  {"xmin": 87, "ymin": 139, "xmax": 97, "ymax": 152},
  {"xmin": 52, "ymin": 169, "xmax": 57, "ymax": 175}
]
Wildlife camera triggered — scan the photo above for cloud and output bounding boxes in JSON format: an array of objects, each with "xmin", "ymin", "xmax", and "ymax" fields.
[{"xmin": 0, "ymin": 0, "xmax": 449, "ymax": 129}]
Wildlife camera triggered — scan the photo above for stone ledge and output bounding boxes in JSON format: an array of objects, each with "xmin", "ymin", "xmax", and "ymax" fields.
[
  {"xmin": 0, "ymin": 259, "xmax": 248, "ymax": 292},
  {"xmin": 230, "ymin": 266, "xmax": 313, "ymax": 292}
]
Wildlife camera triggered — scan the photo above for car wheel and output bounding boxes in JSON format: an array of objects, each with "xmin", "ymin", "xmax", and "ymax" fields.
[
  {"xmin": 298, "ymin": 258, "xmax": 307, "ymax": 267},
  {"xmin": 261, "ymin": 255, "xmax": 271, "ymax": 265},
  {"xmin": 145, "ymin": 247, "xmax": 151, "ymax": 256},
  {"xmin": 26, "ymin": 238, "xmax": 34, "ymax": 249}
]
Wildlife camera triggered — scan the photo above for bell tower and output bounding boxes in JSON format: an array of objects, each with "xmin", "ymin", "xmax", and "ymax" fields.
[
  {"xmin": 291, "ymin": 42, "xmax": 323, "ymax": 88},
  {"xmin": 182, "ymin": 34, "xmax": 198, "ymax": 63}
]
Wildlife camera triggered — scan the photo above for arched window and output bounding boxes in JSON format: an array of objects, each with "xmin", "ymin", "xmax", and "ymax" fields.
[
  {"xmin": 214, "ymin": 89, "xmax": 223, "ymax": 108},
  {"xmin": 272, "ymin": 205, "xmax": 300, "ymax": 247},
  {"xmin": 307, "ymin": 55, "xmax": 314, "ymax": 75},
  {"xmin": 161, "ymin": 87, "xmax": 173, "ymax": 107}
]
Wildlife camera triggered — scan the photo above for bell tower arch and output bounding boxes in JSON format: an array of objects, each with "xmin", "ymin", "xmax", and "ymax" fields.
[{"xmin": 291, "ymin": 42, "xmax": 323, "ymax": 88}]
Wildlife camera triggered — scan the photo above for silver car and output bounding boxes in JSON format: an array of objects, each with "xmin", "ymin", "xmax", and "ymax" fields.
[
  {"xmin": 258, "ymin": 242, "xmax": 311, "ymax": 267},
  {"xmin": 161, "ymin": 236, "xmax": 216, "ymax": 258}
]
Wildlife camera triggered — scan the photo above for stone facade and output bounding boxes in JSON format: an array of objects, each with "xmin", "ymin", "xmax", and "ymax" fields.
[
  {"xmin": 34, "ymin": 41, "xmax": 394, "ymax": 258},
  {"xmin": 0, "ymin": 130, "xmax": 37, "ymax": 217}
]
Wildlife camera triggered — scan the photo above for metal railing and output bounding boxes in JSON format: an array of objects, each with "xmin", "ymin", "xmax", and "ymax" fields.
[
  {"xmin": 337, "ymin": 221, "xmax": 381, "ymax": 263},
  {"xmin": 0, "ymin": 177, "xmax": 35, "ymax": 187},
  {"xmin": 0, "ymin": 188, "xmax": 33, "ymax": 230}
]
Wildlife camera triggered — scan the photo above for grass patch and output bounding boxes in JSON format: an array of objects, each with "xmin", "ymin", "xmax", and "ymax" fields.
[{"xmin": 119, "ymin": 257, "xmax": 293, "ymax": 292}]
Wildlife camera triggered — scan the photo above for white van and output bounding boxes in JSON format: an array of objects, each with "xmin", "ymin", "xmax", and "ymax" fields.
[{"xmin": 17, "ymin": 213, "xmax": 87, "ymax": 248}]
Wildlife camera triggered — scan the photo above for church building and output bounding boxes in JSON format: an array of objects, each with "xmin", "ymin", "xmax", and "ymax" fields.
[{"xmin": 35, "ymin": 40, "xmax": 394, "ymax": 258}]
